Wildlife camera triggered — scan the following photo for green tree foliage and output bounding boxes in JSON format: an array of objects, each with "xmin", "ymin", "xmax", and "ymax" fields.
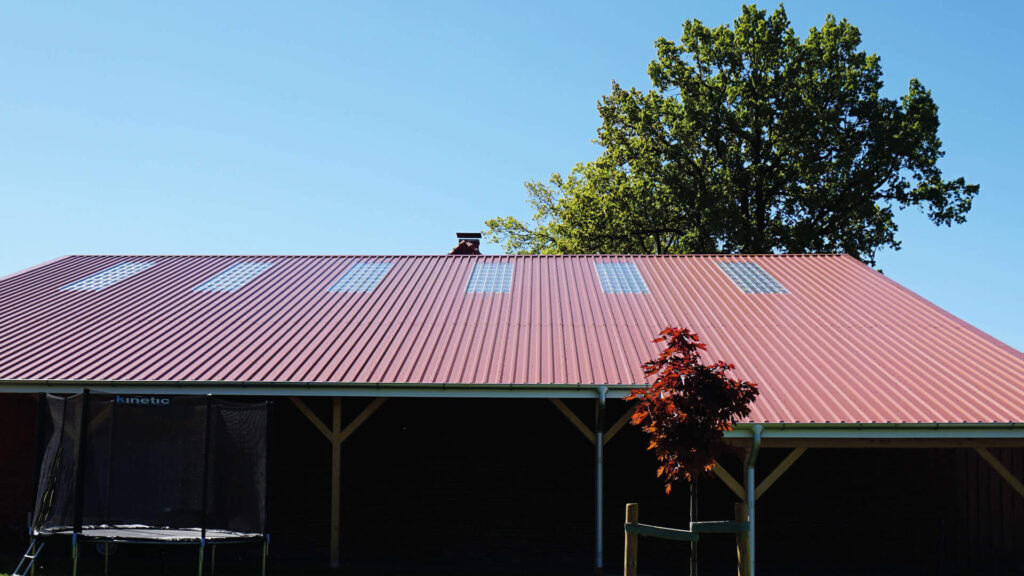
[{"xmin": 486, "ymin": 4, "xmax": 977, "ymax": 265}]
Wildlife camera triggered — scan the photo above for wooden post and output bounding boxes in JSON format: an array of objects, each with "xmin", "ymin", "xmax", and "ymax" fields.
[
  {"xmin": 330, "ymin": 398, "xmax": 341, "ymax": 569},
  {"xmin": 291, "ymin": 396, "xmax": 388, "ymax": 569},
  {"xmin": 624, "ymin": 503, "xmax": 639, "ymax": 576},
  {"xmin": 734, "ymin": 503, "xmax": 749, "ymax": 576}
]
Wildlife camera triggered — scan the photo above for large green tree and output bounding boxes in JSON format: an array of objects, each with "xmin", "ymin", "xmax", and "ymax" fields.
[{"xmin": 486, "ymin": 5, "xmax": 977, "ymax": 265}]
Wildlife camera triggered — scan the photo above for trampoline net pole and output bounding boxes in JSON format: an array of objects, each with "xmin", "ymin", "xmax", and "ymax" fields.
[
  {"xmin": 104, "ymin": 397, "xmax": 117, "ymax": 528},
  {"xmin": 263, "ymin": 535, "xmax": 269, "ymax": 576},
  {"xmin": 198, "ymin": 540, "xmax": 205, "ymax": 576},
  {"xmin": 200, "ymin": 394, "xmax": 213, "ymax": 542},
  {"xmin": 72, "ymin": 390, "xmax": 90, "ymax": 536},
  {"xmin": 30, "ymin": 393, "xmax": 46, "ymax": 533},
  {"xmin": 263, "ymin": 400, "xmax": 272, "ymax": 576},
  {"xmin": 72, "ymin": 532, "xmax": 79, "ymax": 576},
  {"xmin": 264, "ymin": 400, "xmax": 272, "ymax": 537}
]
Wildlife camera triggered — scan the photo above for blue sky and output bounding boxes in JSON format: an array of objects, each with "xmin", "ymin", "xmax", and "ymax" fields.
[{"xmin": 1, "ymin": 1, "xmax": 1021, "ymax": 350}]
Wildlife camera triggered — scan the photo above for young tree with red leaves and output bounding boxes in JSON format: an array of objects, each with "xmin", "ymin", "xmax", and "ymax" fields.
[
  {"xmin": 628, "ymin": 327, "xmax": 759, "ymax": 493},
  {"xmin": 628, "ymin": 327, "xmax": 759, "ymax": 574}
]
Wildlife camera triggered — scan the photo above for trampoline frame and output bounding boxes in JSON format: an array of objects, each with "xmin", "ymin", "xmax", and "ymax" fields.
[{"xmin": 28, "ymin": 391, "xmax": 272, "ymax": 576}]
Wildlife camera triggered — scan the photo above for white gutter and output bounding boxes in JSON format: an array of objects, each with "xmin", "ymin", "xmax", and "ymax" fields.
[
  {"xmin": 0, "ymin": 379, "xmax": 635, "ymax": 399},
  {"xmin": 725, "ymin": 422, "xmax": 1024, "ymax": 439}
]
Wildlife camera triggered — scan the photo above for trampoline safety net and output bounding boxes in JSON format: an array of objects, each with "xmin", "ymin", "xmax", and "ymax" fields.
[{"xmin": 32, "ymin": 392, "xmax": 269, "ymax": 542}]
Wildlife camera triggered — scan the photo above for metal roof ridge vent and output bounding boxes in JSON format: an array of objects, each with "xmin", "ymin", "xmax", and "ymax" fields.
[
  {"xmin": 717, "ymin": 261, "xmax": 788, "ymax": 294},
  {"xmin": 450, "ymin": 232, "xmax": 482, "ymax": 255},
  {"xmin": 194, "ymin": 262, "xmax": 274, "ymax": 293},
  {"xmin": 330, "ymin": 261, "xmax": 394, "ymax": 293},
  {"xmin": 61, "ymin": 261, "xmax": 157, "ymax": 291}
]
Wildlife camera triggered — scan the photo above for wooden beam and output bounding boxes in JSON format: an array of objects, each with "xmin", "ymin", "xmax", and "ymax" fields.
[
  {"xmin": 337, "ymin": 398, "xmax": 387, "ymax": 445},
  {"xmin": 289, "ymin": 397, "xmax": 333, "ymax": 442},
  {"xmin": 623, "ymin": 523, "xmax": 699, "ymax": 542},
  {"xmin": 690, "ymin": 520, "xmax": 749, "ymax": 534},
  {"xmin": 549, "ymin": 399, "xmax": 596, "ymax": 444},
  {"xmin": 330, "ymin": 398, "xmax": 341, "ymax": 569},
  {"xmin": 603, "ymin": 404, "xmax": 637, "ymax": 445},
  {"xmin": 976, "ymin": 447, "xmax": 1024, "ymax": 500},
  {"xmin": 712, "ymin": 461, "xmax": 746, "ymax": 500},
  {"xmin": 755, "ymin": 447, "xmax": 806, "ymax": 500}
]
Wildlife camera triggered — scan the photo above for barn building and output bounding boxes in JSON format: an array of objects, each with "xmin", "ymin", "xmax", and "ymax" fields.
[{"xmin": 0, "ymin": 248, "xmax": 1022, "ymax": 575}]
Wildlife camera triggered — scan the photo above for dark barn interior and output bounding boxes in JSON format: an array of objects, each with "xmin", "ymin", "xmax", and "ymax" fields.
[
  {"xmin": 270, "ymin": 397, "xmax": 1024, "ymax": 576},
  {"xmin": 2, "ymin": 394, "xmax": 1023, "ymax": 575}
]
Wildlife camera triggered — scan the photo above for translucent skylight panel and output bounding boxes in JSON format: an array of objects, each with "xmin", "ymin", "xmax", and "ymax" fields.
[
  {"xmin": 329, "ymin": 261, "xmax": 394, "ymax": 293},
  {"xmin": 595, "ymin": 262, "xmax": 649, "ymax": 294},
  {"xmin": 466, "ymin": 262, "xmax": 514, "ymax": 293},
  {"xmin": 61, "ymin": 262, "xmax": 156, "ymax": 291},
  {"xmin": 718, "ymin": 262, "xmax": 788, "ymax": 294},
  {"xmin": 194, "ymin": 262, "xmax": 273, "ymax": 292}
]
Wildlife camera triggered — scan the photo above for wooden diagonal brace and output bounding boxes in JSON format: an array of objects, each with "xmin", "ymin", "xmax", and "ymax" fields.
[
  {"xmin": 549, "ymin": 399, "xmax": 596, "ymax": 444},
  {"xmin": 712, "ymin": 462, "xmax": 746, "ymax": 500},
  {"xmin": 755, "ymin": 447, "xmax": 806, "ymax": 500},
  {"xmin": 976, "ymin": 447, "xmax": 1024, "ymax": 500},
  {"xmin": 290, "ymin": 397, "xmax": 333, "ymax": 442},
  {"xmin": 338, "ymin": 398, "xmax": 387, "ymax": 444},
  {"xmin": 712, "ymin": 448, "xmax": 807, "ymax": 501},
  {"xmin": 291, "ymin": 397, "xmax": 388, "ymax": 445}
]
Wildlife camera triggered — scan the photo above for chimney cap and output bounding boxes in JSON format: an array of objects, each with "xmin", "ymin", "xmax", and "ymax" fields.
[{"xmin": 456, "ymin": 232, "xmax": 482, "ymax": 241}]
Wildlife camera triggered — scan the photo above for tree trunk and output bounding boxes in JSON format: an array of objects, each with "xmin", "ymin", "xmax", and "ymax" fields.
[{"xmin": 690, "ymin": 478, "xmax": 699, "ymax": 576}]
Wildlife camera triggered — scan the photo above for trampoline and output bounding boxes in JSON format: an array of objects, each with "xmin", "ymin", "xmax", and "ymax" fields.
[{"xmin": 25, "ymin": 391, "xmax": 270, "ymax": 575}]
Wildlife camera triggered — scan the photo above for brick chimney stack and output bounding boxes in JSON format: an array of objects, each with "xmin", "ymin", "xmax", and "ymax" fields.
[{"xmin": 450, "ymin": 232, "xmax": 482, "ymax": 255}]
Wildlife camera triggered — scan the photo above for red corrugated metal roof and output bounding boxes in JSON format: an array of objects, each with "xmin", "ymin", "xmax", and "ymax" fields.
[{"xmin": 0, "ymin": 254, "xmax": 1021, "ymax": 424}]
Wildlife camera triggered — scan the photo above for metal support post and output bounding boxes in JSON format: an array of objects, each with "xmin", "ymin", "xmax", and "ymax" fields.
[
  {"xmin": 744, "ymin": 425, "xmax": 763, "ymax": 576},
  {"xmin": 331, "ymin": 397, "xmax": 341, "ymax": 568},
  {"xmin": 594, "ymin": 387, "xmax": 607, "ymax": 575},
  {"xmin": 72, "ymin": 533, "xmax": 79, "ymax": 576}
]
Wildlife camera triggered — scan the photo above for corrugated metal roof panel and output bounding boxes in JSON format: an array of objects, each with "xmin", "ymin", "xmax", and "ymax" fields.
[{"xmin": 0, "ymin": 254, "xmax": 1021, "ymax": 424}]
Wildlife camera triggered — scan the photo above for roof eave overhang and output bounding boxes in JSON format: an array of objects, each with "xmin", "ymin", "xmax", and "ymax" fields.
[
  {"xmin": 0, "ymin": 379, "xmax": 637, "ymax": 399},
  {"xmin": 4, "ymin": 380, "xmax": 1022, "ymax": 445}
]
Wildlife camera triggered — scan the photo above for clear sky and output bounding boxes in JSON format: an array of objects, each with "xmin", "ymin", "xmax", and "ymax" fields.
[{"xmin": 1, "ymin": 1, "xmax": 1021, "ymax": 351}]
